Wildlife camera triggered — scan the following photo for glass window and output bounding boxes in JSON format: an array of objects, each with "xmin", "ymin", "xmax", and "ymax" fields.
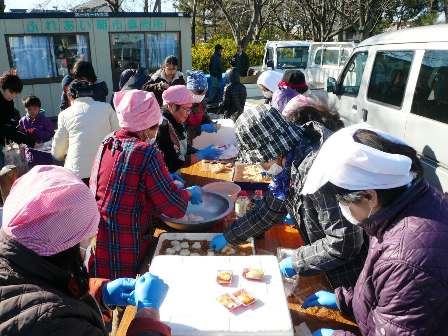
[
  {"xmin": 340, "ymin": 48, "xmax": 351, "ymax": 65},
  {"xmin": 367, "ymin": 51, "xmax": 414, "ymax": 107},
  {"xmin": 411, "ymin": 50, "xmax": 448, "ymax": 124},
  {"xmin": 340, "ymin": 51, "xmax": 368, "ymax": 96},
  {"xmin": 322, "ymin": 49, "xmax": 339, "ymax": 66},
  {"xmin": 7, "ymin": 34, "xmax": 90, "ymax": 80},
  {"xmin": 314, "ymin": 49, "xmax": 323, "ymax": 65},
  {"xmin": 110, "ymin": 33, "xmax": 146, "ymax": 91},
  {"xmin": 146, "ymin": 32, "xmax": 180, "ymax": 72},
  {"xmin": 276, "ymin": 46, "xmax": 309, "ymax": 69},
  {"xmin": 265, "ymin": 47, "xmax": 273, "ymax": 65}
]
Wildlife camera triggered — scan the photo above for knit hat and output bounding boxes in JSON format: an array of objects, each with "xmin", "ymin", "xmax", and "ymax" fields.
[
  {"xmin": 282, "ymin": 94, "xmax": 326, "ymax": 119},
  {"xmin": 162, "ymin": 85, "xmax": 194, "ymax": 107},
  {"xmin": 113, "ymin": 89, "xmax": 161, "ymax": 132},
  {"xmin": 2, "ymin": 165, "xmax": 100, "ymax": 256},
  {"xmin": 257, "ymin": 70, "xmax": 283, "ymax": 93},
  {"xmin": 236, "ymin": 105, "xmax": 304, "ymax": 163},
  {"xmin": 279, "ymin": 70, "xmax": 308, "ymax": 91},
  {"xmin": 186, "ymin": 71, "xmax": 208, "ymax": 92}
]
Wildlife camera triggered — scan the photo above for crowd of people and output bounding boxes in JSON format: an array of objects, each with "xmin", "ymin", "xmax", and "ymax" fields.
[{"xmin": 0, "ymin": 44, "xmax": 447, "ymax": 336}]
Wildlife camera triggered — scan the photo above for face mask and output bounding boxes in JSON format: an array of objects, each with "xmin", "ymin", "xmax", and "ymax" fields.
[
  {"xmin": 192, "ymin": 94, "xmax": 205, "ymax": 103},
  {"xmin": 338, "ymin": 202, "xmax": 360, "ymax": 225},
  {"xmin": 263, "ymin": 162, "xmax": 283, "ymax": 176},
  {"xmin": 263, "ymin": 91, "xmax": 273, "ymax": 99},
  {"xmin": 146, "ymin": 129, "xmax": 158, "ymax": 145}
]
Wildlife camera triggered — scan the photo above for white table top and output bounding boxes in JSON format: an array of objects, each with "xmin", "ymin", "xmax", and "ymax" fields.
[{"xmin": 149, "ymin": 255, "xmax": 294, "ymax": 336}]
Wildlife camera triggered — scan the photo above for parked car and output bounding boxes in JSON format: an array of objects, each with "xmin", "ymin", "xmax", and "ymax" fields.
[
  {"xmin": 262, "ymin": 40, "xmax": 355, "ymax": 89},
  {"xmin": 326, "ymin": 24, "xmax": 448, "ymax": 192}
]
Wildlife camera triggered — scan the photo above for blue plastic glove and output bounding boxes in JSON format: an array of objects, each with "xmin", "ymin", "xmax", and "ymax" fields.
[
  {"xmin": 170, "ymin": 172, "xmax": 185, "ymax": 188},
  {"xmin": 102, "ymin": 278, "xmax": 136, "ymax": 306},
  {"xmin": 283, "ymin": 213, "xmax": 294, "ymax": 225},
  {"xmin": 209, "ymin": 234, "xmax": 228, "ymax": 251},
  {"xmin": 302, "ymin": 291, "xmax": 338, "ymax": 309},
  {"xmin": 312, "ymin": 329, "xmax": 335, "ymax": 336},
  {"xmin": 200, "ymin": 123, "xmax": 218, "ymax": 133},
  {"xmin": 279, "ymin": 257, "xmax": 297, "ymax": 278},
  {"xmin": 186, "ymin": 186, "xmax": 203, "ymax": 204},
  {"xmin": 133, "ymin": 273, "xmax": 168, "ymax": 310},
  {"xmin": 196, "ymin": 145, "xmax": 223, "ymax": 160}
]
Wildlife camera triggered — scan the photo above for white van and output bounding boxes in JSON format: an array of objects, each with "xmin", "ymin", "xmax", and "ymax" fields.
[
  {"xmin": 326, "ymin": 24, "xmax": 448, "ymax": 191},
  {"xmin": 262, "ymin": 41, "xmax": 355, "ymax": 89}
]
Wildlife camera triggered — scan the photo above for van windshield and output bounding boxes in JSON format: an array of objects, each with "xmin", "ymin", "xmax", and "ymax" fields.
[{"xmin": 276, "ymin": 46, "xmax": 309, "ymax": 69}]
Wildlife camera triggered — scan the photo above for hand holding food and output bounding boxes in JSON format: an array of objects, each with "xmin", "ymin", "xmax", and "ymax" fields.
[
  {"xmin": 170, "ymin": 172, "xmax": 185, "ymax": 188},
  {"xmin": 133, "ymin": 273, "xmax": 169, "ymax": 310},
  {"xmin": 102, "ymin": 277, "xmax": 136, "ymax": 306},
  {"xmin": 210, "ymin": 234, "xmax": 228, "ymax": 251},
  {"xmin": 279, "ymin": 256, "xmax": 297, "ymax": 278},
  {"xmin": 196, "ymin": 145, "xmax": 223, "ymax": 161},
  {"xmin": 302, "ymin": 290, "xmax": 338, "ymax": 309}
]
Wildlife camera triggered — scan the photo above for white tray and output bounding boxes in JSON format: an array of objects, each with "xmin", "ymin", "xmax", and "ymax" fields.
[{"xmin": 154, "ymin": 232, "xmax": 255, "ymax": 256}]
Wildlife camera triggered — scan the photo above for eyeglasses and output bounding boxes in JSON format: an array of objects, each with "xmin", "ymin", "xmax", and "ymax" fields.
[{"xmin": 175, "ymin": 105, "xmax": 192, "ymax": 114}]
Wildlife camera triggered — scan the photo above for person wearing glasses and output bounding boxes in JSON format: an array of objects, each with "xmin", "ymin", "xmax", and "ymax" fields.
[{"xmin": 157, "ymin": 85, "xmax": 222, "ymax": 173}]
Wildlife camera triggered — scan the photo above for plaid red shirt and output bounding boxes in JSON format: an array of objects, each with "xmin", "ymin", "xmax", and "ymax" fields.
[{"xmin": 90, "ymin": 129, "xmax": 189, "ymax": 279}]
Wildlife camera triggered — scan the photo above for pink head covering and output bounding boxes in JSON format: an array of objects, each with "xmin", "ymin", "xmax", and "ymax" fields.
[
  {"xmin": 114, "ymin": 89, "xmax": 161, "ymax": 132},
  {"xmin": 2, "ymin": 165, "xmax": 100, "ymax": 256},
  {"xmin": 162, "ymin": 85, "xmax": 194, "ymax": 107},
  {"xmin": 282, "ymin": 94, "xmax": 324, "ymax": 118}
]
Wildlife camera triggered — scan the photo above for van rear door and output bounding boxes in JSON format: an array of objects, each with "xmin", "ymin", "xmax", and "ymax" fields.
[{"xmin": 404, "ymin": 47, "xmax": 448, "ymax": 191}]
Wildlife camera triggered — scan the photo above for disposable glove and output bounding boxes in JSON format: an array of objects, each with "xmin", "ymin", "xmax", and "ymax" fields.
[
  {"xmin": 312, "ymin": 329, "xmax": 335, "ymax": 336},
  {"xmin": 134, "ymin": 273, "xmax": 168, "ymax": 310},
  {"xmin": 186, "ymin": 186, "xmax": 203, "ymax": 204},
  {"xmin": 302, "ymin": 291, "xmax": 338, "ymax": 309},
  {"xmin": 196, "ymin": 145, "xmax": 223, "ymax": 160},
  {"xmin": 210, "ymin": 234, "xmax": 228, "ymax": 251},
  {"xmin": 200, "ymin": 123, "xmax": 218, "ymax": 133},
  {"xmin": 102, "ymin": 278, "xmax": 136, "ymax": 306},
  {"xmin": 279, "ymin": 256, "xmax": 297, "ymax": 278},
  {"xmin": 283, "ymin": 213, "xmax": 294, "ymax": 225},
  {"xmin": 170, "ymin": 172, "xmax": 185, "ymax": 188}
]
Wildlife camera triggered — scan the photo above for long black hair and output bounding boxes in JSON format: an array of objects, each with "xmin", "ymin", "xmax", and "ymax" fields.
[
  {"xmin": 333, "ymin": 129, "xmax": 422, "ymax": 207},
  {"xmin": 43, "ymin": 244, "xmax": 90, "ymax": 299}
]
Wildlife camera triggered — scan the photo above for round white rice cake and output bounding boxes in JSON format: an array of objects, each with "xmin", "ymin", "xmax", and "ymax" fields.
[
  {"xmin": 179, "ymin": 249, "xmax": 190, "ymax": 256},
  {"xmin": 174, "ymin": 245, "xmax": 182, "ymax": 252},
  {"xmin": 165, "ymin": 247, "xmax": 176, "ymax": 255},
  {"xmin": 207, "ymin": 250, "xmax": 215, "ymax": 256},
  {"xmin": 191, "ymin": 242, "xmax": 201, "ymax": 249},
  {"xmin": 180, "ymin": 242, "xmax": 189, "ymax": 249},
  {"xmin": 170, "ymin": 240, "xmax": 180, "ymax": 247}
]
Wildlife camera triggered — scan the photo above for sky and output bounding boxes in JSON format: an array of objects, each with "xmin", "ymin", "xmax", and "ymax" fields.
[{"xmin": 4, "ymin": 0, "xmax": 174, "ymax": 12}]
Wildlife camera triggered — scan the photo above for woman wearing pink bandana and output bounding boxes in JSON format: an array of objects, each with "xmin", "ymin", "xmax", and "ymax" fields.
[
  {"xmin": 272, "ymin": 69, "xmax": 309, "ymax": 114},
  {"xmin": 90, "ymin": 89, "xmax": 202, "ymax": 280}
]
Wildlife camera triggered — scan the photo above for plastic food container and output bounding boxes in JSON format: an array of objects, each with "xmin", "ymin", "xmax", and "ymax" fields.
[{"xmin": 203, "ymin": 182, "xmax": 241, "ymax": 202}]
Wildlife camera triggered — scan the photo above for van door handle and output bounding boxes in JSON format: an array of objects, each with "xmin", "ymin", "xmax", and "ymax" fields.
[
  {"xmin": 362, "ymin": 109, "xmax": 368, "ymax": 121},
  {"xmin": 352, "ymin": 104, "xmax": 357, "ymax": 110}
]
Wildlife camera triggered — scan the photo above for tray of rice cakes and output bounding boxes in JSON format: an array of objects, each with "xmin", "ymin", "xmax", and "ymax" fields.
[
  {"xmin": 154, "ymin": 232, "xmax": 255, "ymax": 256},
  {"xmin": 233, "ymin": 163, "xmax": 272, "ymax": 190}
]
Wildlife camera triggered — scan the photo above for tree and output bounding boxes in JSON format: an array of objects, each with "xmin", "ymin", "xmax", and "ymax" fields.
[
  {"xmin": 0, "ymin": 0, "xmax": 5, "ymax": 12},
  {"xmin": 104, "ymin": 0, "xmax": 126, "ymax": 12}
]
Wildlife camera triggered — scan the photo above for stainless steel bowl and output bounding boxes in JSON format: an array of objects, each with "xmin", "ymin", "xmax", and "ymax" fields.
[{"xmin": 161, "ymin": 190, "xmax": 234, "ymax": 231}]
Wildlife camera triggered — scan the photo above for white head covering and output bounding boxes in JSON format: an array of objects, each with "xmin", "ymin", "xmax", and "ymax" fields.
[
  {"xmin": 301, "ymin": 123, "xmax": 415, "ymax": 195},
  {"xmin": 257, "ymin": 70, "xmax": 283, "ymax": 93}
]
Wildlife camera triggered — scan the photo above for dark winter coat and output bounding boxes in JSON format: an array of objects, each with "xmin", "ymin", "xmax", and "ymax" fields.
[
  {"xmin": 60, "ymin": 75, "xmax": 109, "ymax": 111},
  {"xmin": 230, "ymin": 51, "xmax": 250, "ymax": 77},
  {"xmin": 220, "ymin": 68, "xmax": 247, "ymax": 121},
  {"xmin": 142, "ymin": 69, "xmax": 185, "ymax": 106},
  {"xmin": 209, "ymin": 52, "xmax": 226, "ymax": 78},
  {"xmin": 334, "ymin": 180, "xmax": 448, "ymax": 335}
]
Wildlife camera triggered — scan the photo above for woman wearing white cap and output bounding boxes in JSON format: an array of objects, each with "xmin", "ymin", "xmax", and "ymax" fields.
[
  {"xmin": 301, "ymin": 125, "xmax": 448, "ymax": 336},
  {"xmin": 256, "ymin": 70, "xmax": 283, "ymax": 105}
]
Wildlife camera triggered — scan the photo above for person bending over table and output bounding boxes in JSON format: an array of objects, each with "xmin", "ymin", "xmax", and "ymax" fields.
[
  {"xmin": 210, "ymin": 105, "xmax": 367, "ymax": 289},
  {"xmin": 156, "ymin": 85, "xmax": 222, "ymax": 173},
  {"xmin": 0, "ymin": 165, "xmax": 171, "ymax": 336},
  {"xmin": 300, "ymin": 125, "xmax": 448, "ymax": 336},
  {"xmin": 90, "ymin": 89, "xmax": 202, "ymax": 280}
]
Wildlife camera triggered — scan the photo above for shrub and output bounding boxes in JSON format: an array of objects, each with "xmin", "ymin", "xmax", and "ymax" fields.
[{"xmin": 192, "ymin": 37, "xmax": 265, "ymax": 73}]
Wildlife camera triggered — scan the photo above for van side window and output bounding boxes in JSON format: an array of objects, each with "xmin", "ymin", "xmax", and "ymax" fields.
[
  {"xmin": 339, "ymin": 51, "xmax": 368, "ymax": 96},
  {"xmin": 322, "ymin": 49, "xmax": 339, "ymax": 66},
  {"xmin": 314, "ymin": 49, "xmax": 323, "ymax": 65},
  {"xmin": 367, "ymin": 51, "xmax": 414, "ymax": 108},
  {"xmin": 340, "ymin": 49, "xmax": 351, "ymax": 66},
  {"xmin": 265, "ymin": 48, "xmax": 274, "ymax": 67},
  {"xmin": 411, "ymin": 50, "xmax": 448, "ymax": 124}
]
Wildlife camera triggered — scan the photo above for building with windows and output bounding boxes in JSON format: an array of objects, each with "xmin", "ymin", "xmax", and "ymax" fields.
[{"xmin": 0, "ymin": 12, "xmax": 191, "ymax": 117}]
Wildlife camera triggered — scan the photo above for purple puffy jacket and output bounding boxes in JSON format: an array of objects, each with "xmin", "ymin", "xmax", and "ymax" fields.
[{"xmin": 334, "ymin": 180, "xmax": 448, "ymax": 335}]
